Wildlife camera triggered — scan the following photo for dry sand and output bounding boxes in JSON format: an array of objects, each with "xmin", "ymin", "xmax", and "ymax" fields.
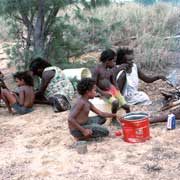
[
  {"xmin": 1, "ymin": 48, "xmax": 180, "ymax": 180},
  {"xmin": 1, "ymin": 80, "xmax": 180, "ymax": 180}
]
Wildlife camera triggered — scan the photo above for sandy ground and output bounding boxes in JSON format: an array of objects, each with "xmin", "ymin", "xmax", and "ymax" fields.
[
  {"xmin": 1, "ymin": 47, "xmax": 180, "ymax": 180},
  {"xmin": 1, "ymin": 79, "xmax": 180, "ymax": 180}
]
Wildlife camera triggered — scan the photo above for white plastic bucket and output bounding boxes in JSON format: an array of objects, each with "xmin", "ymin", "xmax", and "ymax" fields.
[
  {"xmin": 63, "ymin": 68, "xmax": 92, "ymax": 80},
  {"xmin": 89, "ymin": 97, "xmax": 126, "ymax": 117},
  {"xmin": 89, "ymin": 97, "xmax": 111, "ymax": 117}
]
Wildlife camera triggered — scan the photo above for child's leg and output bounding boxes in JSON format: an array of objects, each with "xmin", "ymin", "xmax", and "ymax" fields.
[
  {"xmin": 116, "ymin": 92, "xmax": 130, "ymax": 113},
  {"xmin": 1, "ymin": 89, "xmax": 17, "ymax": 113},
  {"xmin": 104, "ymin": 96, "xmax": 120, "ymax": 126},
  {"xmin": 107, "ymin": 96, "xmax": 119, "ymax": 113},
  {"xmin": 70, "ymin": 124, "xmax": 109, "ymax": 140},
  {"xmin": 112, "ymin": 100, "xmax": 119, "ymax": 114},
  {"xmin": 83, "ymin": 124, "xmax": 109, "ymax": 138}
]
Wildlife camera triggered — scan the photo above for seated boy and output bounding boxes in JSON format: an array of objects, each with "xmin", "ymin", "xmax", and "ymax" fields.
[
  {"xmin": 92, "ymin": 49, "xmax": 130, "ymax": 122},
  {"xmin": 68, "ymin": 78, "xmax": 119, "ymax": 140},
  {"xmin": 1, "ymin": 71, "xmax": 34, "ymax": 115}
]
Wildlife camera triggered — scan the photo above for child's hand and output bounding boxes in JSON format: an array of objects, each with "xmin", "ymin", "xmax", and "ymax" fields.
[
  {"xmin": 82, "ymin": 129, "xmax": 92, "ymax": 137},
  {"xmin": 115, "ymin": 114, "xmax": 122, "ymax": 120}
]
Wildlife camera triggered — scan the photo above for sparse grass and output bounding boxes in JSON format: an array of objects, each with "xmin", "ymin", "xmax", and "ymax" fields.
[
  {"xmin": 68, "ymin": 2, "xmax": 180, "ymax": 71},
  {"xmin": 1, "ymin": 2, "xmax": 180, "ymax": 71}
]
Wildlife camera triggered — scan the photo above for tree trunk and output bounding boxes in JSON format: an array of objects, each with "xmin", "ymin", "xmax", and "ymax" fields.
[{"xmin": 33, "ymin": 0, "xmax": 45, "ymax": 55}]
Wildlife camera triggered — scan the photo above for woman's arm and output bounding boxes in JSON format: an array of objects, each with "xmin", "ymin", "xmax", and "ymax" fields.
[
  {"xmin": 138, "ymin": 68, "xmax": 166, "ymax": 83},
  {"xmin": 35, "ymin": 70, "xmax": 55, "ymax": 97},
  {"xmin": 116, "ymin": 71, "xmax": 126, "ymax": 93}
]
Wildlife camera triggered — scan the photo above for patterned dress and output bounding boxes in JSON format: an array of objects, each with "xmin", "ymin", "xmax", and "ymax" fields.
[{"xmin": 44, "ymin": 66, "xmax": 74, "ymax": 102}]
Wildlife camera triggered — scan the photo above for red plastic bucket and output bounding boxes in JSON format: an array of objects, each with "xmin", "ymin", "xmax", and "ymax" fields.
[{"xmin": 120, "ymin": 112, "xmax": 150, "ymax": 143}]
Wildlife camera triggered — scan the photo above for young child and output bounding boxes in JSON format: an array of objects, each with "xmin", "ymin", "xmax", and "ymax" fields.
[
  {"xmin": 68, "ymin": 78, "xmax": 119, "ymax": 140},
  {"xmin": 1, "ymin": 71, "xmax": 34, "ymax": 115},
  {"xmin": 92, "ymin": 49, "xmax": 130, "ymax": 118},
  {"xmin": 99, "ymin": 79, "xmax": 130, "ymax": 113}
]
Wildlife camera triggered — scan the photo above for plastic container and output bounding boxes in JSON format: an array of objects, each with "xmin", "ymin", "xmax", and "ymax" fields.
[
  {"xmin": 89, "ymin": 97, "xmax": 111, "ymax": 117},
  {"xmin": 115, "ymin": 131, "xmax": 122, "ymax": 137},
  {"xmin": 120, "ymin": 112, "xmax": 150, "ymax": 143},
  {"xmin": 76, "ymin": 141, "xmax": 88, "ymax": 154},
  {"xmin": 63, "ymin": 68, "xmax": 92, "ymax": 80}
]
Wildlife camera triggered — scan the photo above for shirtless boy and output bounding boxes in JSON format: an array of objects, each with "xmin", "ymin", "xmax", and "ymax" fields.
[
  {"xmin": 92, "ymin": 49, "xmax": 130, "ymax": 117},
  {"xmin": 1, "ymin": 71, "xmax": 34, "ymax": 114},
  {"xmin": 68, "ymin": 78, "xmax": 119, "ymax": 140}
]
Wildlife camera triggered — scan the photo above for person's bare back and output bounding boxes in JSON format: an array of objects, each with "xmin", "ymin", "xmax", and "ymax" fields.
[
  {"xmin": 18, "ymin": 85, "xmax": 34, "ymax": 108},
  {"xmin": 1, "ymin": 71, "xmax": 35, "ymax": 115}
]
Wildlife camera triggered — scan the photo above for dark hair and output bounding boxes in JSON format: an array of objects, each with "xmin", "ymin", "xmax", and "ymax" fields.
[
  {"xmin": 77, "ymin": 78, "xmax": 96, "ymax": 95},
  {"xmin": 13, "ymin": 71, "xmax": 34, "ymax": 86},
  {"xmin": 116, "ymin": 48, "xmax": 134, "ymax": 65},
  {"xmin": 29, "ymin": 57, "xmax": 51, "ymax": 75},
  {"xmin": 100, "ymin": 49, "xmax": 116, "ymax": 63}
]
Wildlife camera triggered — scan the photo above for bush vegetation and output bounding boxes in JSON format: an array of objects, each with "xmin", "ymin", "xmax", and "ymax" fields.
[{"xmin": 0, "ymin": 2, "xmax": 180, "ymax": 71}]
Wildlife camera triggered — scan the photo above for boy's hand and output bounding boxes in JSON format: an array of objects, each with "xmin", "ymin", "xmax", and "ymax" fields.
[
  {"xmin": 115, "ymin": 114, "xmax": 122, "ymax": 120},
  {"xmin": 82, "ymin": 129, "xmax": 92, "ymax": 137}
]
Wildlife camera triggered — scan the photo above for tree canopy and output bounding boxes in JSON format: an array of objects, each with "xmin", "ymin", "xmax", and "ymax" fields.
[{"xmin": 0, "ymin": 0, "xmax": 110, "ymax": 69}]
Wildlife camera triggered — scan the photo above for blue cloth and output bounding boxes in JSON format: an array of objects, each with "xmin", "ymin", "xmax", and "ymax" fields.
[{"xmin": 12, "ymin": 103, "xmax": 33, "ymax": 115}]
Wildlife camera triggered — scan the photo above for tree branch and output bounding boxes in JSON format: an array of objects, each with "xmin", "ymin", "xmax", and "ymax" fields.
[
  {"xmin": 44, "ymin": 5, "xmax": 60, "ymax": 37},
  {"xmin": 33, "ymin": 0, "xmax": 45, "ymax": 50}
]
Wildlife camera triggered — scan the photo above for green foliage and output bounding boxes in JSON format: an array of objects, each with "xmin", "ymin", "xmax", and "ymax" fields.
[
  {"xmin": 44, "ymin": 15, "xmax": 86, "ymax": 64},
  {"xmin": 0, "ymin": 0, "xmax": 113, "ymax": 70},
  {"xmin": 0, "ymin": 0, "xmax": 83, "ymax": 69},
  {"xmin": 0, "ymin": 1, "xmax": 179, "ymax": 72}
]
